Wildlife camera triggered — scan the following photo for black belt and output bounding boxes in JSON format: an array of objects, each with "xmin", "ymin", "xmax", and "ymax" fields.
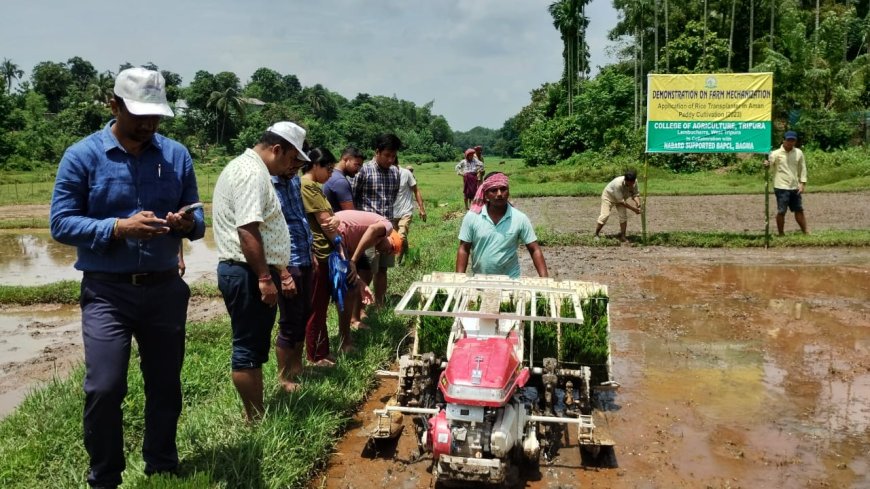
[
  {"xmin": 220, "ymin": 260, "xmax": 288, "ymax": 273},
  {"xmin": 83, "ymin": 269, "xmax": 178, "ymax": 286}
]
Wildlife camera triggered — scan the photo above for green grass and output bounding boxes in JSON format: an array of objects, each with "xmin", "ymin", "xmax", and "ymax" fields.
[
  {"xmin": 3, "ymin": 146, "xmax": 867, "ymax": 207},
  {"xmin": 0, "ymin": 280, "xmax": 222, "ymax": 306},
  {"xmin": 0, "ymin": 218, "xmax": 49, "ymax": 229},
  {"xmin": 0, "ymin": 202, "xmax": 465, "ymax": 489},
  {"xmin": 0, "ymin": 309, "xmax": 417, "ymax": 488},
  {"xmin": 0, "ymin": 280, "xmax": 80, "ymax": 304}
]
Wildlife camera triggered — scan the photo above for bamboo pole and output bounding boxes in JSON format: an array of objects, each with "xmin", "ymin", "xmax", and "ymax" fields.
[
  {"xmin": 764, "ymin": 162, "xmax": 770, "ymax": 248},
  {"xmin": 642, "ymin": 153, "xmax": 649, "ymax": 244}
]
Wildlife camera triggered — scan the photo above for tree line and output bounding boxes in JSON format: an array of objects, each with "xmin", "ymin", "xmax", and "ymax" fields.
[
  {"xmin": 4, "ymin": 0, "xmax": 866, "ymax": 173},
  {"xmin": 509, "ymin": 0, "xmax": 870, "ymax": 168},
  {"xmin": 0, "ymin": 58, "xmax": 497, "ymax": 171}
]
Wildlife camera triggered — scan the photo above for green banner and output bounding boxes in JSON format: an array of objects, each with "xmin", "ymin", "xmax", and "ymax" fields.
[{"xmin": 646, "ymin": 121, "xmax": 771, "ymax": 153}]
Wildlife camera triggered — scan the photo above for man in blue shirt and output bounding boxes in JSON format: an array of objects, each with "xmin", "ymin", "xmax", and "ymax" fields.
[
  {"xmin": 323, "ymin": 146, "xmax": 368, "ymax": 327},
  {"xmin": 323, "ymin": 146, "xmax": 364, "ymax": 212},
  {"xmin": 271, "ymin": 158, "xmax": 314, "ymax": 392},
  {"xmin": 50, "ymin": 68, "xmax": 205, "ymax": 489},
  {"xmin": 456, "ymin": 172, "xmax": 548, "ymax": 279}
]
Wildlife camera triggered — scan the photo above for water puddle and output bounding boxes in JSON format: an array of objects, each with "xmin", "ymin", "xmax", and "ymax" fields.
[
  {"xmin": 609, "ymin": 262, "xmax": 870, "ymax": 487},
  {"xmin": 0, "ymin": 305, "xmax": 80, "ymax": 365},
  {"xmin": 0, "ymin": 229, "xmax": 220, "ymax": 285},
  {"xmin": 0, "ymin": 304, "xmax": 81, "ymax": 417}
]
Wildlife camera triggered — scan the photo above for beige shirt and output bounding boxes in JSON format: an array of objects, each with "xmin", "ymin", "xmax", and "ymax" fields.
[
  {"xmin": 768, "ymin": 145, "xmax": 807, "ymax": 190},
  {"xmin": 212, "ymin": 148, "xmax": 291, "ymax": 266},
  {"xmin": 601, "ymin": 176, "xmax": 639, "ymax": 203},
  {"xmin": 393, "ymin": 167, "xmax": 417, "ymax": 218}
]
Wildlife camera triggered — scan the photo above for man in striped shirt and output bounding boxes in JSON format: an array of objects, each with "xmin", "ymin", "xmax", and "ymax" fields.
[{"xmin": 271, "ymin": 158, "xmax": 314, "ymax": 392}]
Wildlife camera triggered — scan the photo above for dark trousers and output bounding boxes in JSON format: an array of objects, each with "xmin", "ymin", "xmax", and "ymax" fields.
[
  {"xmin": 305, "ymin": 261, "xmax": 332, "ymax": 362},
  {"xmin": 276, "ymin": 266, "xmax": 313, "ymax": 348},
  {"xmin": 80, "ymin": 275, "xmax": 189, "ymax": 487}
]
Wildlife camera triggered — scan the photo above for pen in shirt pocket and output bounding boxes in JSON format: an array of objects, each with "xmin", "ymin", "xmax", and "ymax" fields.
[{"xmin": 158, "ymin": 163, "xmax": 162, "ymax": 178}]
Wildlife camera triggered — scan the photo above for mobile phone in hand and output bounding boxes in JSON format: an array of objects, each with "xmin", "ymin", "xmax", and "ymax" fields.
[{"xmin": 179, "ymin": 202, "xmax": 204, "ymax": 215}]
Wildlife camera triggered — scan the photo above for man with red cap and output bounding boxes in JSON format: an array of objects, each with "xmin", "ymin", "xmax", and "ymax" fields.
[{"xmin": 455, "ymin": 172, "xmax": 548, "ymax": 279}]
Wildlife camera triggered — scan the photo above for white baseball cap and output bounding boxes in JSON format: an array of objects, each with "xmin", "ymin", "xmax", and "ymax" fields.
[
  {"xmin": 114, "ymin": 67, "xmax": 174, "ymax": 117},
  {"xmin": 266, "ymin": 121, "xmax": 310, "ymax": 161}
]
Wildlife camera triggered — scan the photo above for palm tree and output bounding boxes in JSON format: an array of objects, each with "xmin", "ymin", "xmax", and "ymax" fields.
[
  {"xmin": 88, "ymin": 71, "xmax": 115, "ymax": 105},
  {"xmin": 207, "ymin": 88, "xmax": 246, "ymax": 144},
  {"xmin": 304, "ymin": 85, "xmax": 329, "ymax": 116},
  {"xmin": 548, "ymin": 0, "xmax": 590, "ymax": 115},
  {"xmin": 1, "ymin": 58, "xmax": 24, "ymax": 93},
  {"xmin": 728, "ymin": 0, "xmax": 736, "ymax": 70}
]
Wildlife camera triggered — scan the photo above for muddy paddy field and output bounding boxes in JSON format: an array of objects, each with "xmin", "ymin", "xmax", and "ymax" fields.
[
  {"xmin": 1, "ymin": 194, "xmax": 868, "ymax": 488},
  {"xmin": 316, "ymin": 194, "xmax": 870, "ymax": 489}
]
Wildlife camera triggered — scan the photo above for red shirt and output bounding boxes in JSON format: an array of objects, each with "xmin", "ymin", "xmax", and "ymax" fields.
[{"xmin": 335, "ymin": 210, "xmax": 393, "ymax": 253}]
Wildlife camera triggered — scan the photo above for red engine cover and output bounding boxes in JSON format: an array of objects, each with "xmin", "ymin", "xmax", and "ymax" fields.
[
  {"xmin": 429, "ymin": 410, "xmax": 451, "ymax": 459},
  {"xmin": 439, "ymin": 337, "xmax": 526, "ymax": 406}
]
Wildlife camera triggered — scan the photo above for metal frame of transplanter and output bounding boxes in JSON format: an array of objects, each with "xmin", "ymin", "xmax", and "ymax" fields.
[{"xmin": 374, "ymin": 272, "xmax": 618, "ymax": 455}]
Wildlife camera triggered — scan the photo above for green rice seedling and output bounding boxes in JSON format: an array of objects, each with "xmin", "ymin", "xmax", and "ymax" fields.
[
  {"xmin": 417, "ymin": 289, "xmax": 454, "ymax": 356},
  {"xmin": 524, "ymin": 295, "xmax": 559, "ymax": 364}
]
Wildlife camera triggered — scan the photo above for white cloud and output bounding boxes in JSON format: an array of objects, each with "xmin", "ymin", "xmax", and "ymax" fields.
[{"xmin": 0, "ymin": 0, "xmax": 619, "ymax": 131}]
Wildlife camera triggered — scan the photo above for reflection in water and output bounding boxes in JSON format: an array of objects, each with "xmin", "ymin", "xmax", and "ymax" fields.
[
  {"xmin": 0, "ymin": 229, "xmax": 219, "ymax": 285},
  {"xmin": 615, "ymin": 262, "xmax": 870, "ymax": 487}
]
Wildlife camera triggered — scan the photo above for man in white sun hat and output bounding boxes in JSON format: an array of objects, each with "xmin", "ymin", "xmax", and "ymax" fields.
[
  {"xmin": 50, "ymin": 67, "xmax": 205, "ymax": 488},
  {"xmin": 212, "ymin": 121, "xmax": 312, "ymax": 421}
]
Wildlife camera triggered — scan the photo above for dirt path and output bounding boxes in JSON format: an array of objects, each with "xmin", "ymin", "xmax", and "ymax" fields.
[{"xmin": 4, "ymin": 192, "xmax": 868, "ymax": 234}]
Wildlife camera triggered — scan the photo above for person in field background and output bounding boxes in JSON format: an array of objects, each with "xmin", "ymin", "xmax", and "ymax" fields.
[
  {"xmin": 764, "ymin": 131, "xmax": 809, "ymax": 235},
  {"xmin": 594, "ymin": 170, "xmax": 642, "ymax": 242}
]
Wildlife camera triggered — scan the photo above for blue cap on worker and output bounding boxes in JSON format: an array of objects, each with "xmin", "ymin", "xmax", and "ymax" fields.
[{"xmin": 784, "ymin": 131, "xmax": 797, "ymax": 140}]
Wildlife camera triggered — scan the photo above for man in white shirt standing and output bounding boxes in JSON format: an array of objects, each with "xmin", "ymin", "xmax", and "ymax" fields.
[
  {"xmin": 392, "ymin": 164, "xmax": 426, "ymax": 263},
  {"xmin": 212, "ymin": 121, "xmax": 308, "ymax": 421}
]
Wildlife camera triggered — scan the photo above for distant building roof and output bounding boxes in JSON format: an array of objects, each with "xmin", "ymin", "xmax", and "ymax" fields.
[{"xmin": 241, "ymin": 97, "xmax": 266, "ymax": 106}]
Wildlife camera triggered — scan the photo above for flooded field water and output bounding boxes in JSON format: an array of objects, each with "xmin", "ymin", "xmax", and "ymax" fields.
[
  {"xmin": 604, "ymin": 261, "xmax": 870, "ymax": 488},
  {"xmin": 0, "ymin": 229, "xmax": 220, "ymax": 285},
  {"xmin": 319, "ymin": 251, "xmax": 870, "ymax": 489},
  {"xmin": 0, "ymin": 229, "xmax": 220, "ymax": 417}
]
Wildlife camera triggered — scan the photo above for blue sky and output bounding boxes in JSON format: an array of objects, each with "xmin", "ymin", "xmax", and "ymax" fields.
[{"xmin": 1, "ymin": 0, "xmax": 620, "ymax": 131}]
